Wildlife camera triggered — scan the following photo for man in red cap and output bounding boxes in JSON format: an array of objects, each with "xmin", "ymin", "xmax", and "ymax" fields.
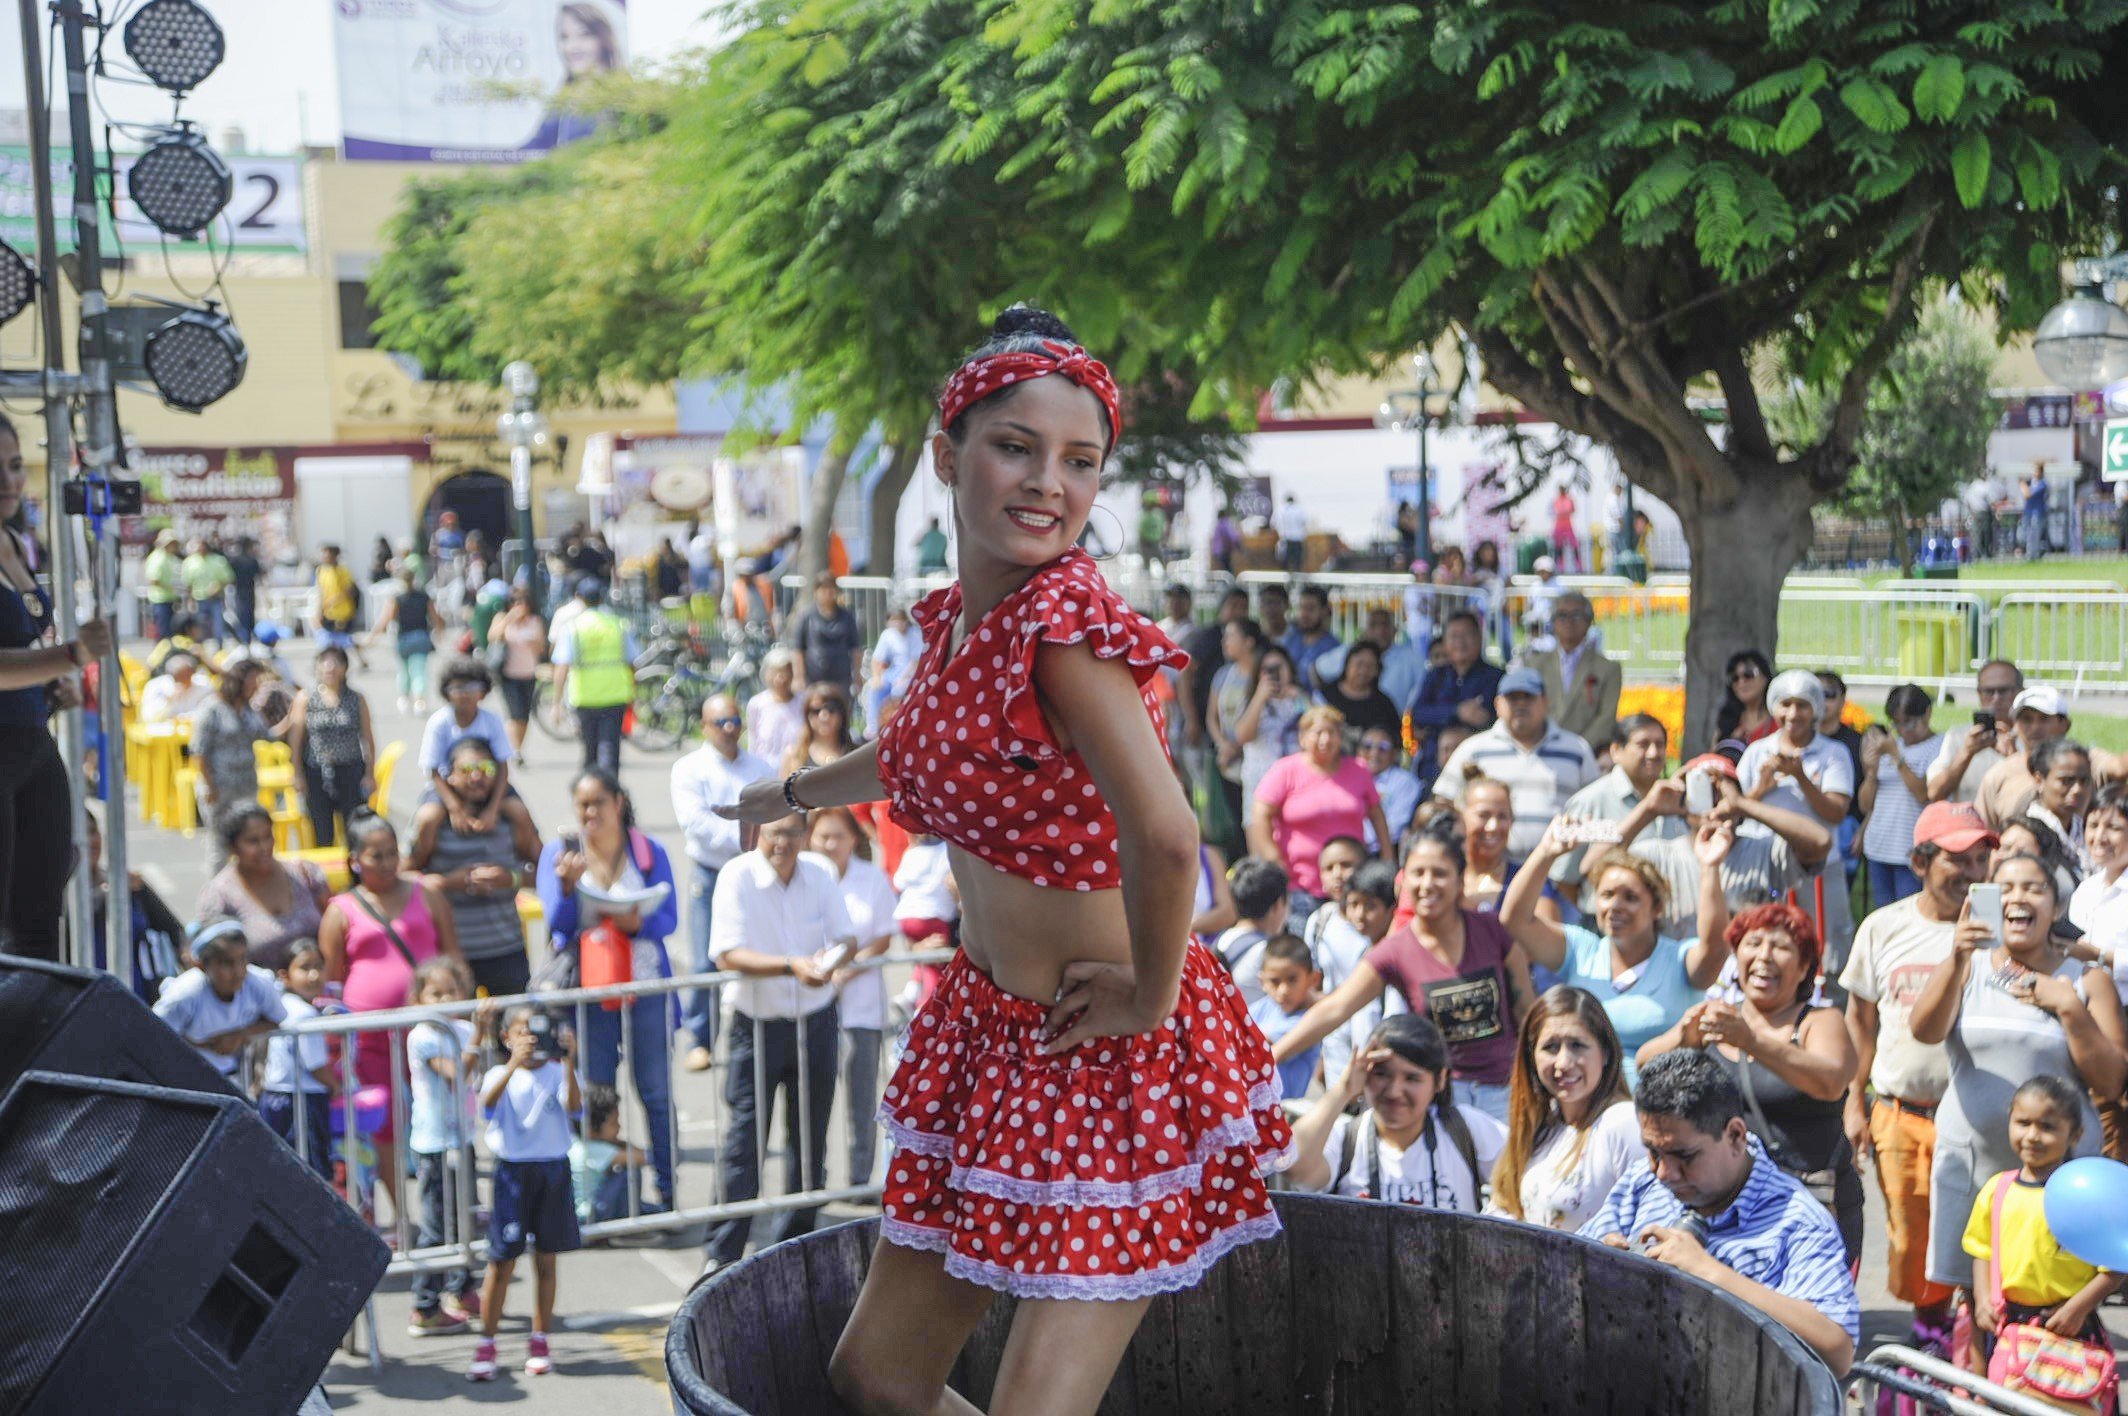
[{"xmin": 1837, "ymin": 800, "xmax": 1996, "ymax": 1352}]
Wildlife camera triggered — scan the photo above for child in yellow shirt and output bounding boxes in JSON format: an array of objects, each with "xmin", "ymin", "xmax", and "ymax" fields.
[{"xmin": 1963, "ymin": 1075, "xmax": 2123, "ymax": 1366}]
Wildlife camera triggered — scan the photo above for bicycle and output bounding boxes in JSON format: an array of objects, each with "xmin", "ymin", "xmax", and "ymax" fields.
[
  {"xmin": 628, "ymin": 659, "xmax": 715, "ymax": 751},
  {"xmin": 527, "ymin": 668, "xmax": 580, "ymax": 742},
  {"xmin": 629, "ymin": 617, "xmax": 778, "ymax": 752}
]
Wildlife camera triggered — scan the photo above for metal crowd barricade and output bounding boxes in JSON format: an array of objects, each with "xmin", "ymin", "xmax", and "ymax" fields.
[
  {"xmin": 1235, "ymin": 569, "xmax": 1493, "ymax": 651},
  {"xmin": 266, "ymin": 948, "xmax": 952, "ymax": 1360},
  {"xmin": 1993, "ymin": 592, "xmax": 2128, "ymax": 694},
  {"xmin": 777, "ymin": 573, "xmax": 953, "ymax": 650},
  {"xmin": 1847, "ymin": 1343, "xmax": 2086, "ymax": 1416}
]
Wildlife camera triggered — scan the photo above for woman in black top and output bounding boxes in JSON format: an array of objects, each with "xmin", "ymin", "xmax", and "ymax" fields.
[
  {"xmin": 1636, "ymin": 900, "xmax": 1863, "ymax": 1263},
  {"xmin": 1319, "ymin": 639, "xmax": 1402, "ymax": 745},
  {"xmin": 0, "ymin": 413, "xmax": 110, "ymax": 959},
  {"xmin": 282, "ymin": 645, "xmax": 376, "ymax": 848},
  {"xmin": 1715, "ymin": 648, "xmax": 1775, "ymax": 743},
  {"xmin": 368, "ymin": 570, "xmax": 445, "ymax": 713}
]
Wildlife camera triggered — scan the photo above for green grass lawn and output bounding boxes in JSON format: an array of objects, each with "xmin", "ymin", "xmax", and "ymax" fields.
[
  {"xmin": 1910, "ymin": 701, "xmax": 2128, "ymax": 757},
  {"xmin": 1601, "ymin": 569, "xmax": 2128, "ymax": 690},
  {"xmin": 1852, "ymin": 557, "xmax": 2128, "ymax": 595}
]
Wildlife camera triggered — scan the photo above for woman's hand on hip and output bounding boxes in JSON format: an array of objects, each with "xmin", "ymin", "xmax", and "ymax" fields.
[{"xmin": 1040, "ymin": 961, "xmax": 1161, "ymax": 1055}]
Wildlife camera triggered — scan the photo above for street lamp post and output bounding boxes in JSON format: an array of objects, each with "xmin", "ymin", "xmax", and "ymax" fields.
[
  {"xmin": 1376, "ymin": 351, "xmax": 1440, "ymax": 567},
  {"xmin": 499, "ymin": 360, "xmax": 549, "ymax": 613},
  {"xmin": 2032, "ymin": 261, "xmax": 2128, "ymax": 390}
]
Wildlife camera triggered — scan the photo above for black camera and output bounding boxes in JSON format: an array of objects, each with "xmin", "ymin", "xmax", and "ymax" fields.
[{"xmin": 523, "ymin": 1009, "xmax": 564, "ymax": 1065}]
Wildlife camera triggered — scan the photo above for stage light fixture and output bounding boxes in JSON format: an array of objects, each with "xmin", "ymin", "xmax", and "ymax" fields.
[
  {"xmin": 142, "ymin": 305, "xmax": 246, "ymax": 411},
  {"xmin": 127, "ymin": 127, "xmax": 231, "ymax": 237},
  {"xmin": 123, "ymin": 0, "xmax": 225, "ymax": 94},
  {"xmin": 0, "ymin": 242, "xmax": 34, "ymax": 326}
]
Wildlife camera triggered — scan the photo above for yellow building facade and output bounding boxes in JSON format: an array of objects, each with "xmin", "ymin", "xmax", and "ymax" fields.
[{"xmin": 2, "ymin": 149, "xmax": 677, "ymax": 558}]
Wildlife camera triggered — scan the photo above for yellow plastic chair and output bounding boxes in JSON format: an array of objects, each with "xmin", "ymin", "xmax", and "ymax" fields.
[
  {"xmin": 254, "ymin": 740, "xmax": 313, "ymax": 851},
  {"xmin": 290, "ymin": 845, "xmax": 351, "ymax": 892},
  {"xmin": 172, "ymin": 760, "xmax": 200, "ymax": 835},
  {"xmin": 369, "ymin": 740, "xmax": 406, "ymax": 817},
  {"xmin": 118, "ymin": 652, "xmax": 148, "ymax": 704},
  {"xmin": 130, "ymin": 721, "xmax": 191, "ymax": 829},
  {"xmin": 517, "ymin": 890, "xmax": 544, "ymax": 950}
]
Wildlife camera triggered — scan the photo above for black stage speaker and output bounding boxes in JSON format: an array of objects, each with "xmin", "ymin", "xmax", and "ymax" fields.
[
  {"xmin": 0, "ymin": 954, "xmax": 238, "ymax": 1098},
  {"xmin": 0, "ymin": 1071, "xmax": 390, "ymax": 1416}
]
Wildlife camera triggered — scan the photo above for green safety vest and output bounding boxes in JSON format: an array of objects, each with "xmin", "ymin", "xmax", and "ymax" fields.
[{"xmin": 567, "ymin": 609, "xmax": 633, "ymax": 708}]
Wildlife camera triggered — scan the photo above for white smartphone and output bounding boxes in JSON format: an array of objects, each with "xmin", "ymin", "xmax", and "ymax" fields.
[
  {"xmin": 1967, "ymin": 884, "xmax": 2003, "ymax": 940},
  {"xmin": 1685, "ymin": 769, "xmax": 1713, "ymax": 817},
  {"xmin": 818, "ymin": 942, "xmax": 856, "ymax": 974}
]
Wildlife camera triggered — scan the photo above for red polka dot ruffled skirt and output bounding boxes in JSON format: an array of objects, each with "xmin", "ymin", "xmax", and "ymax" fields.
[{"xmin": 877, "ymin": 942, "xmax": 1295, "ymax": 1300}]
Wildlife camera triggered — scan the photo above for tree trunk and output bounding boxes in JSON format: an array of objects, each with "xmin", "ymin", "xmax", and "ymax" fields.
[
  {"xmin": 865, "ymin": 442, "xmax": 923, "ymax": 578},
  {"xmin": 1673, "ymin": 467, "xmax": 1817, "ymax": 754},
  {"xmin": 800, "ymin": 441, "xmax": 854, "ymax": 583},
  {"xmin": 1891, "ymin": 496, "xmax": 1914, "ymax": 579}
]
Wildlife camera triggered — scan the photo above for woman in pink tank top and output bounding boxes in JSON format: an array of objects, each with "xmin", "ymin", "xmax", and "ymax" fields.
[{"xmin": 319, "ymin": 809, "xmax": 463, "ymax": 1213}]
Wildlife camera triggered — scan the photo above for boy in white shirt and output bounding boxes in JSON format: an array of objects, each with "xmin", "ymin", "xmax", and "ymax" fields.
[
  {"xmin": 257, "ymin": 941, "xmax": 335, "ymax": 1180},
  {"xmin": 153, "ymin": 921, "xmax": 284, "ymax": 1076},
  {"xmin": 407, "ymin": 958, "xmax": 483, "ymax": 1336},
  {"xmin": 469, "ymin": 1005, "xmax": 581, "ymax": 1382}
]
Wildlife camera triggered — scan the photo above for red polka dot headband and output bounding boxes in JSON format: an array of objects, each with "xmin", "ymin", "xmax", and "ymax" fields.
[{"xmin": 937, "ymin": 339, "xmax": 1122, "ymax": 446}]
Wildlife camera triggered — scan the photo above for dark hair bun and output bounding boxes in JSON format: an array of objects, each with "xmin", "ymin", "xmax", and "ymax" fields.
[{"xmin": 989, "ymin": 302, "xmax": 1077, "ymax": 345}]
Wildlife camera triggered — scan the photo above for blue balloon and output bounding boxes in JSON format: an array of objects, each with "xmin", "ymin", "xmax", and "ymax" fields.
[{"xmin": 2042, "ymin": 1157, "xmax": 2128, "ymax": 1272}]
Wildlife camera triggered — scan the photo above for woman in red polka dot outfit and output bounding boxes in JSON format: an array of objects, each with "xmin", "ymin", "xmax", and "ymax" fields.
[{"xmin": 718, "ymin": 306, "xmax": 1293, "ymax": 1413}]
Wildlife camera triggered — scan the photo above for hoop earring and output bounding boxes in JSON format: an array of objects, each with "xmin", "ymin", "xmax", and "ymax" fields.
[{"xmin": 1084, "ymin": 503, "xmax": 1124, "ymax": 561}]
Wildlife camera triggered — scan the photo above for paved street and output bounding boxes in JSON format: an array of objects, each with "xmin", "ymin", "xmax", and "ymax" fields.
[{"xmin": 120, "ymin": 639, "xmax": 889, "ymax": 1411}]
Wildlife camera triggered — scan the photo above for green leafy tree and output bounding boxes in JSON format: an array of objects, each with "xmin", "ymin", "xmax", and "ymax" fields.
[
  {"xmin": 367, "ymin": 14, "xmax": 1252, "ymax": 578},
  {"xmin": 1770, "ymin": 302, "xmax": 2001, "ymax": 576},
  {"xmin": 946, "ymin": 0, "xmax": 2126, "ymax": 744},
  {"xmin": 372, "ymin": 0, "xmax": 2128, "ymax": 740}
]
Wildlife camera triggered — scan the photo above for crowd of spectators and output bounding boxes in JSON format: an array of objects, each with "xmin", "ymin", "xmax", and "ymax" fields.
[
  {"xmin": 1155, "ymin": 569, "xmax": 2128, "ymax": 1381},
  {"xmin": 86, "ymin": 545, "xmax": 2128, "ymax": 1387}
]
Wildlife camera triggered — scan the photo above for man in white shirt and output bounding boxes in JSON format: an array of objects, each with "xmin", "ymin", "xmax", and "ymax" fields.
[
  {"xmin": 140, "ymin": 652, "xmax": 214, "ymax": 724},
  {"xmin": 1973, "ymin": 683, "xmax": 2072, "ymax": 831},
  {"xmin": 1550, "ymin": 711, "xmax": 1687, "ymax": 902},
  {"xmin": 1433, "ymin": 667, "xmax": 1600, "ymax": 862},
  {"xmin": 1926, "ymin": 659, "xmax": 2021, "ymax": 807},
  {"xmin": 703, "ymin": 813, "xmax": 857, "ymax": 1272},
  {"xmin": 1275, "ymin": 494, "xmax": 1309, "ymax": 572},
  {"xmin": 1838, "ymin": 801, "xmax": 1994, "ymax": 1339},
  {"xmin": 670, "ymin": 692, "xmax": 776, "ymax": 1070}
]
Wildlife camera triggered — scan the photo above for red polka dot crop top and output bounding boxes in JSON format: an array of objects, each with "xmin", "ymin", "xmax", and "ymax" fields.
[{"xmin": 875, "ymin": 549, "xmax": 1187, "ymax": 892}]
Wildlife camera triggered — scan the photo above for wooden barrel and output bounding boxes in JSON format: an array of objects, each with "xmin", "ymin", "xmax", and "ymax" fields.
[{"xmin": 666, "ymin": 1192, "xmax": 1843, "ymax": 1414}]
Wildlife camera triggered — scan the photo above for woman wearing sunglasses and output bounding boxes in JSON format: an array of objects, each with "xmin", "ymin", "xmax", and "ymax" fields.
[
  {"xmin": 785, "ymin": 681, "xmax": 860, "ymax": 775},
  {"xmin": 1717, "ymin": 649, "xmax": 1776, "ymax": 744}
]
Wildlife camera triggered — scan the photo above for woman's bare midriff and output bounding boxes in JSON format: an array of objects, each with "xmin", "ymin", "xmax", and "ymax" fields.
[{"xmin": 950, "ymin": 843, "xmax": 1135, "ymax": 1004}]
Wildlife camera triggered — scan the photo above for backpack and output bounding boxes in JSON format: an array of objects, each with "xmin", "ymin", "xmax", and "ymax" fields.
[
  {"xmin": 1213, "ymin": 925, "xmax": 1268, "ymax": 976},
  {"xmin": 1330, "ymin": 1103, "xmax": 1485, "ymax": 1209}
]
